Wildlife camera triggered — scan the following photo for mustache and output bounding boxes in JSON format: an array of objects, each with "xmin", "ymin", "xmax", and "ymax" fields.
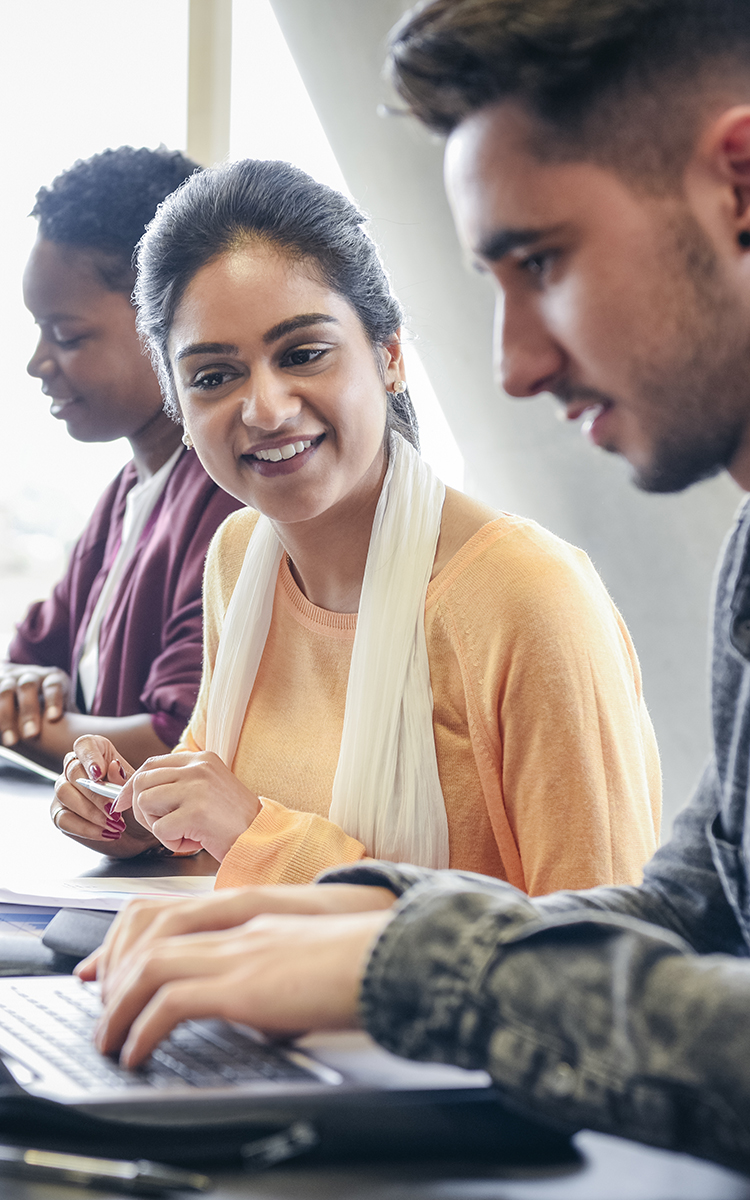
[{"xmin": 551, "ymin": 382, "xmax": 615, "ymax": 408}]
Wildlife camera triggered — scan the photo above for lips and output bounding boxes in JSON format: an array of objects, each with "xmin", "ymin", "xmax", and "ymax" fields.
[
  {"xmin": 241, "ymin": 433, "xmax": 324, "ymax": 476},
  {"xmin": 49, "ymin": 397, "xmax": 81, "ymax": 419},
  {"xmin": 250, "ymin": 437, "xmax": 314, "ymax": 463}
]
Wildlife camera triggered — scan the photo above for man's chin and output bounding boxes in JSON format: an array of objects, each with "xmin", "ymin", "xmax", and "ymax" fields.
[{"xmin": 630, "ymin": 454, "xmax": 723, "ymax": 495}]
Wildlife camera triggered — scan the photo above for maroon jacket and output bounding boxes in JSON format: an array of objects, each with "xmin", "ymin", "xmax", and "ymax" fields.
[{"xmin": 8, "ymin": 449, "xmax": 242, "ymax": 747}]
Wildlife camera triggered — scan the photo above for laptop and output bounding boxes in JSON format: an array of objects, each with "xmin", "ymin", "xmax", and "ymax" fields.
[{"xmin": 0, "ymin": 975, "xmax": 575, "ymax": 1165}]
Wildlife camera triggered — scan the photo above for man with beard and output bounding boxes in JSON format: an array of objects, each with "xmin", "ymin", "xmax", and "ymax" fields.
[{"xmin": 79, "ymin": 0, "xmax": 750, "ymax": 1174}]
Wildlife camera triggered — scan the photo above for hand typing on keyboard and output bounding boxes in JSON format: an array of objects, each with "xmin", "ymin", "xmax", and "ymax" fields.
[
  {"xmin": 78, "ymin": 882, "xmax": 397, "ymax": 997},
  {"xmin": 85, "ymin": 907, "xmax": 395, "ymax": 1069}
]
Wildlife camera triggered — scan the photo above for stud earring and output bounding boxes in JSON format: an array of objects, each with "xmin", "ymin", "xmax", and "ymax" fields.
[
  {"xmin": 182, "ymin": 431, "xmax": 193, "ymax": 449},
  {"xmin": 739, "ymin": 231, "xmax": 750, "ymax": 249},
  {"xmin": 392, "ymin": 379, "xmax": 407, "ymax": 394}
]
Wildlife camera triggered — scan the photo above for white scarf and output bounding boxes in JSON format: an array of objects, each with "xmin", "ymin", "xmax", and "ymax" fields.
[{"xmin": 205, "ymin": 433, "xmax": 449, "ymax": 868}]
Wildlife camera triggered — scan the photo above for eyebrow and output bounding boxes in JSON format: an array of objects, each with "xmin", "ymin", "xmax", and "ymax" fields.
[
  {"xmin": 174, "ymin": 314, "xmax": 340, "ymax": 362},
  {"xmin": 36, "ymin": 313, "xmax": 86, "ymax": 324},
  {"xmin": 475, "ymin": 225, "xmax": 561, "ymax": 264},
  {"xmin": 262, "ymin": 313, "xmax": 339, "ymax": 344},
  {"xmin": 174, "ymin": 342, "xmax": 239, "ymax": 362}
]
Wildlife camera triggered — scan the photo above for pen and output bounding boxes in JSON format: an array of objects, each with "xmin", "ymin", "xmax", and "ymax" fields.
[
  {"xmin": 0, "ymin": 1143, "xmax": 211, "ymax": 1194},
  {"xmin": 78, "ymin": 778, "xmax": 124, "ymax": 801}
]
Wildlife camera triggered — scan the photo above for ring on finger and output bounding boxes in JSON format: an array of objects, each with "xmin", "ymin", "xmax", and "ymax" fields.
[{"xmin": 63, "ymin": 751, "xmax": 81, "ymax": 778}]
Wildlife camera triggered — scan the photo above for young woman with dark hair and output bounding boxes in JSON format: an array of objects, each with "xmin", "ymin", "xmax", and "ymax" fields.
[{"xmin": 55, "ymin": 158, "xmax": 660, "ymax": 892}]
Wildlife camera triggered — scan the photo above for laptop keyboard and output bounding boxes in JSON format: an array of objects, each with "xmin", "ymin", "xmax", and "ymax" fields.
[{"xmin": 0, "ymin": 980, "xmax": 319, "ymax": 1092}]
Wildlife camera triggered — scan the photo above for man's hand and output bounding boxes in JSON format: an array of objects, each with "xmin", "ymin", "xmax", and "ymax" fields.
[
  {"xmin": 113, "ymin": 751, "xmax": 262, "ymax": 860},
  {"xmin": 91, "ymin": 909, "xmax": 394, "ymax": 1068},
  {"xmin": 77, "ymin": 883, "xmax": 398, "ymax": 996},
  {"xmin": 0, "ymin": 662, "xmax": 73, "ymax": 746}
]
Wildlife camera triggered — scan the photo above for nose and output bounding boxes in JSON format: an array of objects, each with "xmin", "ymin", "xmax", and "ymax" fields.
[
  {"xmin": 27, "ymin": 336, "xmax": 57, "ymax": 388},
  {"xmin": 241, "ymin": 370, "xmax": 302, "ymax": 431},
  {"xmin": 494, "ymin": 293, "xmax": 566, "ymax": 398}
]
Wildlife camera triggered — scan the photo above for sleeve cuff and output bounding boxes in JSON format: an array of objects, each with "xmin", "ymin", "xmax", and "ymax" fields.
[
  {"xmin": 216, "ymin": 797, "xmax": 366, "ymax": 888},
  {"xmin": 316, "ymin": 860, "xmax": 443, "ymax": 896},
  {"xmin": 359, "ymin": 879, "xmax": 539, "ymax": 1066}
]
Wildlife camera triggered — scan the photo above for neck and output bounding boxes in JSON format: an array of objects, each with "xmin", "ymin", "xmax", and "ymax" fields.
[
  {"xmin": 129, "ymin": 410, "xmax": 184, "ymax": 481},
  {"xmin": 273, "ymin": 452, "xmax": 388, "ymax": 613}
]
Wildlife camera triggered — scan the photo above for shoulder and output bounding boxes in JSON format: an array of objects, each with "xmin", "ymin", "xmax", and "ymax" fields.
[
  {"xmin": 432, "ymin": 488, "xmax": 497, "ymax": 579},
  {"xmin": 72, "ymin": 462, "xmax": 138, "ymax": 551},
  {"xmin": 428, "ymin": 508, "xmax": 615, "ymax": 634},
  {"xmin": 204, "ymin": 508, "xmax": 262, "ymax": 602},
  {"xmin": 167, "ymin": 448, "xmax": 240, "ymax": 511}
]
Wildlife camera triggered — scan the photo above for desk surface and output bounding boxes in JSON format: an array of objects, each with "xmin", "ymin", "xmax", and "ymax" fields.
[
  {"xmin": 0, "ymin": 1132, "xmax": 748, "ymax": 1200},
  {"xmin": 0, "ymin": 765, "xmax": 218, "ymax": 881},
  {"xmin": 0, "ymin": 769, "xmax": 749, "ymax": 1199}
]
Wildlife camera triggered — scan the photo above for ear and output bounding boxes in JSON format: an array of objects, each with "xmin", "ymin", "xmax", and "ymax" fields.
[
  {"xmin": 381, "ymin": 328, "xmax": 406, "ymax": 390},
  {"xmin": 697, "ymin": 105, "xmax": 750, "ymax": 234}
]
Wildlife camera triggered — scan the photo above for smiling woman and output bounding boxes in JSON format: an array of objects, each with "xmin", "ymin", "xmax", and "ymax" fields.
[{"xmin": 54, "ymin": 159, "xmax": 661, "ymax": 895}]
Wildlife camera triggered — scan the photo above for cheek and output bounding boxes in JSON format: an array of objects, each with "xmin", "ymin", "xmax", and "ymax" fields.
[{"xmin": 544, "ymin": 277, "xmax": 636, "ymax": 373}]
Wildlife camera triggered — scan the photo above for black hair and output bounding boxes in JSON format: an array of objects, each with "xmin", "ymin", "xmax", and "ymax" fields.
[
  {"xmin": 134, "ymin": 158, "xmax": 419, "ymax": 447},
  {"xmin": 389, "ymin": 0, "xmax": 750, "ymax": 190},
  {"xmin": 31, "ymin": 145, "xmax": 202, "ymax": 291}
]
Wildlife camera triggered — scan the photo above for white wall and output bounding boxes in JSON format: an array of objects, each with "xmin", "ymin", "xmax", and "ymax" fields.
[{"xmin": 269, "ymin": 0, "xmax": 743, "ymax": 832}]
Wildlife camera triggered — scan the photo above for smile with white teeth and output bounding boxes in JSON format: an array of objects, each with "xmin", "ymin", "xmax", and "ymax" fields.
[{"xmin": 251, "ymin": 439, "xmax": 313, "ymax": 462}]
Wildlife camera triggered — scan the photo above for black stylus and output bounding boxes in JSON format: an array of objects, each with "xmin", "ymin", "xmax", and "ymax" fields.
[{"xmin": 0, "ymin": 1143, "xmax": 211, "ymax": 1194}]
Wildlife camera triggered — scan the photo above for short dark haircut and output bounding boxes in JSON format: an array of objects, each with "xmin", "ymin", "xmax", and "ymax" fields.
[
  {"xmin": 389, "ymin": 0, "xmax": 750, "ymax": 190},
  {"xmin": 135, "ymin": 158, "xmax": 419, "ymax": 448},
  {"xmin": 31, "ymin": 145, "xmax": 201, "ymax": 291}
]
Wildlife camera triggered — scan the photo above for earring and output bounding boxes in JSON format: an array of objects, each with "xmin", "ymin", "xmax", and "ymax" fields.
[
  {"xmin": 182, "ymin": 431, "xmax": 193, "ymax": 449},
  {"xmin": 392, "ymin": 379, "xmax": 407, "ymax": 395},
  {"xmin": 739, "ymin": 231, "xmax": 750, "ymax": 249}
]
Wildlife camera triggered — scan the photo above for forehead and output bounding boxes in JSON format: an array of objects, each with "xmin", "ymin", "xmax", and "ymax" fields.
[
  {"xmin": 444, "ymin": 101, "xmax": 655, "ymax": 259},
  {"xmin": 23, "ymin": 238, "xmax": 113, "ymax": 315},
  {"xmin": 171, "ymin": 243, "xmax": 358, "ymax": 343}
]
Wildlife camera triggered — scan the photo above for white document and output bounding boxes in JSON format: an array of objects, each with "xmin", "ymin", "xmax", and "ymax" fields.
[{"xmin": 0, "ymin": 876, "xmax": 215, "ymax": 912}]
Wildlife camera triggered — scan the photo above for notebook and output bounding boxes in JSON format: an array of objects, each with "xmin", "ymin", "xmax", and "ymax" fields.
[{"xmin": 0, "ymin": 975, "xmax": 575, "ymax": 1166}]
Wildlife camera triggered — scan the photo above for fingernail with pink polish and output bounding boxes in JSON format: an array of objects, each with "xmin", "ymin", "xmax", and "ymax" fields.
[
  {"xmin": 89, "ymin": 764, "xmax": 102, "ymax": 781},
  {"xmin": 101, "ymin": 829, "xmax": 121, "ymax": 841},
  {"xmin": 113, "ymin": 759, "xmax": 127, "ymax": 782}
]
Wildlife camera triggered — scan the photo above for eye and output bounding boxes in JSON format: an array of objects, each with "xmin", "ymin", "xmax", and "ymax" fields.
[
  {"xmin": 280, "ymin": 345, "xmax": 328, "ymax": 369},
  {"xmin": 52, "ymin": 334, "xmax": 85, "ymax": 350},
  {"xmin": 192, "ymin": 367, "xmax": 237, "ymax": 390},
  {"xmin": 517, "ymin": 249, "xmax": 560, "ymax": 281}
]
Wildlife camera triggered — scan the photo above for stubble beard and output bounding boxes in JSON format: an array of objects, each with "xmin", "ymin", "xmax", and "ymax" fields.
[{"xmin": 626, "ymin": 211, "xmax": 750, "ymax": 494}]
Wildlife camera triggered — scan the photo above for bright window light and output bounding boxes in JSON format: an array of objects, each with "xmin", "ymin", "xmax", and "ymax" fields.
[{"xmin": 0, "ymin": 0, "xmax": 188, "ymax": 647}]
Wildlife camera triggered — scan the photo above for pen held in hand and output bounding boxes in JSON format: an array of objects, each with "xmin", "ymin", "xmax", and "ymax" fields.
[{"xmin": 78, "ymin": 778, "xmax": 124, "ymax": 802}]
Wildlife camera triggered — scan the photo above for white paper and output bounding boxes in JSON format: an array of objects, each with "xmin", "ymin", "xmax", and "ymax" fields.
[{"xmin": 0, "ymin": 876, "xmax": 215, "ymax": 912}]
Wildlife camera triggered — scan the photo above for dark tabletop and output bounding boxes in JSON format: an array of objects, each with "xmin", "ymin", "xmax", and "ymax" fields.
[{"xmin": 0, "ymin": 768, "xmax": 748, "ymax": 1199}]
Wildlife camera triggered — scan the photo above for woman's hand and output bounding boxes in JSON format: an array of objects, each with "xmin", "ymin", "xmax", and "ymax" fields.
[
  {"xmin": 113, "ymin": 751, "xmax": 262, "ymax": 861},
  {"xmin": 92, "ymin": 909, "xmax": 394, "ymax": 1068},
  {"xmin": 77, "ymin": 883, "xmax": 398, "ymax": 995},
  {"xmin": 0, "ymin": 662, "xmax": 73, "ymax": 746},
  {"xmin": 52, "ymin": 735, "xmax": 160, "ymax": 857}
]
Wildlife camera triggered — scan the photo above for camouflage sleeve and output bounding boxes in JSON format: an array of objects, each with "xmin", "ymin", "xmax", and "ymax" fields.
[{"xmin": 355, "ymin": 876, "xmax": 750, "ymax": 1174}]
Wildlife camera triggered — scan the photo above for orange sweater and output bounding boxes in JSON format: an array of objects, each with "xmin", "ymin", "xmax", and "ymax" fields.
[{"xmin": 179, "ymin": 509, "xmax": 660, "ymax": 896}]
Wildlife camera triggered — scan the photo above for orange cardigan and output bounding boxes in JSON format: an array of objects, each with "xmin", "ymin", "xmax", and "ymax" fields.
[{"xmin": 178, "ymin": 509, "xmax": 660, "ymax": 896}]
